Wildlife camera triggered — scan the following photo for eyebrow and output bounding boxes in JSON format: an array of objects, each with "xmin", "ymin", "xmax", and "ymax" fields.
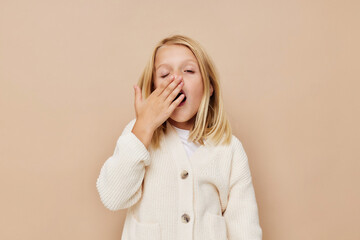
[{"xmin": 156, "ymin": 59, "xmax": 198, "ymax": 71}]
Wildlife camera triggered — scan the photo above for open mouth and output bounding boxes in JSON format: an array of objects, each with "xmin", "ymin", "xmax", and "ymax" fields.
[{"xmin": 173, "ymin": 90, "xmax": 187, "ymax": 104}]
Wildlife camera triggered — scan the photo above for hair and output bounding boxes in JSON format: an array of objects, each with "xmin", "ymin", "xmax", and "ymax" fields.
[{"xmin": 136, "ymin": 34, "xmax": 232, "ymax": 150}]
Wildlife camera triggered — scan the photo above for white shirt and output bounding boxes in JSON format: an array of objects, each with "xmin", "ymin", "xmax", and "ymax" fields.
[{"xmin": 171, "ymin": 124, "xmax": 201, "ymax": 159}]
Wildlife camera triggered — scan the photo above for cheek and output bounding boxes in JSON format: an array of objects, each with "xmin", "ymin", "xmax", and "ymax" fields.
[
  {"xmin": 153, "ymin": 77, "xmax": 164, "ymax": 89},
  {"xmin": 153, "ymin": 79, "xmax": 160, "ymax": 90},
  {"xmin": 188, "ymin": 82, "xmax": 204, "ymax": 100}
]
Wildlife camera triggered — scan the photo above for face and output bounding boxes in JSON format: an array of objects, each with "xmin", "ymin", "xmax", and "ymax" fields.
[{"xmin": 153, "ymin": 44, "xmax": 213, "ymax": 130}]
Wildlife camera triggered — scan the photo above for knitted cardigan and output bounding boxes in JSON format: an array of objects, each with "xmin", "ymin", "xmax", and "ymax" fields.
[{"xmin": 96, "ymin": 118, "xmax": 263, "ymax": 240}]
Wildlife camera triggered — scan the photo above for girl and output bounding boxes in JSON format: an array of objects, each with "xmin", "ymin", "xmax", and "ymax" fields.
[{"xmin": 96, "ymin": 34, "xmax": 262, "ymax": 240}]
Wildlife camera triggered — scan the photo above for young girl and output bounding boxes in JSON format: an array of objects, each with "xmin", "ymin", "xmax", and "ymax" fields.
[{"xmin": 96, "ymin": 34, "xmax": 262, "ymax": 240}]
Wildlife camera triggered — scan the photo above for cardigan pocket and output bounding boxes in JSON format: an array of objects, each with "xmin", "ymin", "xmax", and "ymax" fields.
[
  {"xmin": 206, "ymin": 211, "xmax": 228, "ymax": 240},
  {"xmin": 128, "ymin": 213, "xmax": 162, "ymax": 240}
]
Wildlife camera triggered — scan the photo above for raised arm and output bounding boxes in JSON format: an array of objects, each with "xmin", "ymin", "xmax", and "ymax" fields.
[{"xmin": 96, "ymin": 118, "xmax": 152, "ymax": 211}]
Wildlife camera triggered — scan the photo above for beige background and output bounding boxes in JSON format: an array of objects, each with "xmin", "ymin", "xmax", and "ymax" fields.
[{"xmin": 1, "ymin": 0, "xmax": 359, "ymax": 239}]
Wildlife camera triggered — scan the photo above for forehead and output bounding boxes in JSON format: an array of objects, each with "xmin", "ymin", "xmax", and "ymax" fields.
[{"xmin": 154, "ymin": 44, "xmax": 198, "ymax": 69}]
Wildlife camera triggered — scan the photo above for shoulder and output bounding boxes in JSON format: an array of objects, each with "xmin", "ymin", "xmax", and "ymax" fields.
[
  {"xmin": 207, "ymin": 134, "xmax": 246, "ymax": 156},
  {"xmin": 229, "ymin": 134, "xmax": 248, "ymax": 158},
  {"xmin": 230, "ymin": 134, "xmax": 244, "ymax": 149},
  {"xmin": 206, "ymin": 133, "xmax": 244, "ymax": 148}
]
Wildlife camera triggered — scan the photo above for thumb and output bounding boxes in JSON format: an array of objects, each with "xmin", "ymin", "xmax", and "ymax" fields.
[{"xmin": 133, "ymin": 84, "xmax": 142, "ymax": 104}]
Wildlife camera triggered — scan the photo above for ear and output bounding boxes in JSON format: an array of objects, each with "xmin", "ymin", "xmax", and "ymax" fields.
[{"xmin": 210, "ymin": 83, "xmax": 214, "ymax": 96}]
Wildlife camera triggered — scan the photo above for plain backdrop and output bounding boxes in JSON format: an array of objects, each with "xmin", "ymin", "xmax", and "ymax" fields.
[{"xmin": 1, "ymin": 0, "xmax": 359, "ymax": 239}]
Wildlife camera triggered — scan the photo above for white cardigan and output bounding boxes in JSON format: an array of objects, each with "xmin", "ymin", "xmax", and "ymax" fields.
[{"xmin": 96, "ymin": 118, "xmax": 262, "ymax": 240}]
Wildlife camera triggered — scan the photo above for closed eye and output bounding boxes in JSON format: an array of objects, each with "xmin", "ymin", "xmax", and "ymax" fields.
[{"xmin": 161, "ymin": 70, "xmax": 194, "ymax": 78}]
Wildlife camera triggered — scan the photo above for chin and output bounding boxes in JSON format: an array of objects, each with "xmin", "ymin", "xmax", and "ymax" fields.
[
  {"xmin": 169, "ymin": 112, "xmax": 196, "ymax": 123},
  {"xmin": 168, "ymin": 115, "xmax": 189, "ymax": 123}
]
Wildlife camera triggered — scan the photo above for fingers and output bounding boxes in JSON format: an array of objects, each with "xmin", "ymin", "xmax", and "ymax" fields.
[
  {"xmin": 169, "ymin": 92, "xmax": 185, "ymax": 111},
  {"xmin": 154, "ymin": 75, "xmax": 175, "ymax": 96},
  {"xmin": 166, "ymin": 78, "xmax": 184, "ymax": 104},
  {"xmin": 161, "ymin": 76, "xmax": 183, "ymax": 100}
]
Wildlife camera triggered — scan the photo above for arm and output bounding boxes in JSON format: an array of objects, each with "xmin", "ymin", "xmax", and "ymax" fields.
[
  {"xmin": 96, "ymin": 118, "xmax": 151, "ymax": 211},
  {"xmin": 223, "ymin": 137, "xmax": 263, "ymax": 240}
]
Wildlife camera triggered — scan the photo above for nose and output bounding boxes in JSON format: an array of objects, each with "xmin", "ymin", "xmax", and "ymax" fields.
[{"xmin": 172, "ymin": 74, "xmax": 183, "ymax": 81}]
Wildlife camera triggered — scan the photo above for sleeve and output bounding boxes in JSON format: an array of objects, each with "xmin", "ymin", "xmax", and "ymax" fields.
[
  {"xmin": 223, "ymin": 137, "xmax": 263, "ymax": 240},
  {"xmin": 96, "ymin": 118, "xmax": 151, "ymax": 211}
]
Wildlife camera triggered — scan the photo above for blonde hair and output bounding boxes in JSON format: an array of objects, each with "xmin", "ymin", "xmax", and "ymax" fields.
[{"xmin": 137, "ymin": 34, "xmax": 232, "ymax": 150}]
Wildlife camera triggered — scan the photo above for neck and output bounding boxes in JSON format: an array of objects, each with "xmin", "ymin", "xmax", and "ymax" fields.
[{"xmin": 167, "ymin": 115, "xmax": 196, "ymax": 130}]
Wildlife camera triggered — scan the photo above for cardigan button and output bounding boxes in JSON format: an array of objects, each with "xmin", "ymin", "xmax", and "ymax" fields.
[
  {"xmin": 181, "ymin": 213, "xmax": 190, "ymax": 223},
  {"xmin": 180, "ymin": 170, "xmax": 189, "ymax": 179}
]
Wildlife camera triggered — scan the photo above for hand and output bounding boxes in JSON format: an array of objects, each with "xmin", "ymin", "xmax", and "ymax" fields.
[{"xmin": 133, "ymin": 75, "xmax": 185, "ymax": 131}]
